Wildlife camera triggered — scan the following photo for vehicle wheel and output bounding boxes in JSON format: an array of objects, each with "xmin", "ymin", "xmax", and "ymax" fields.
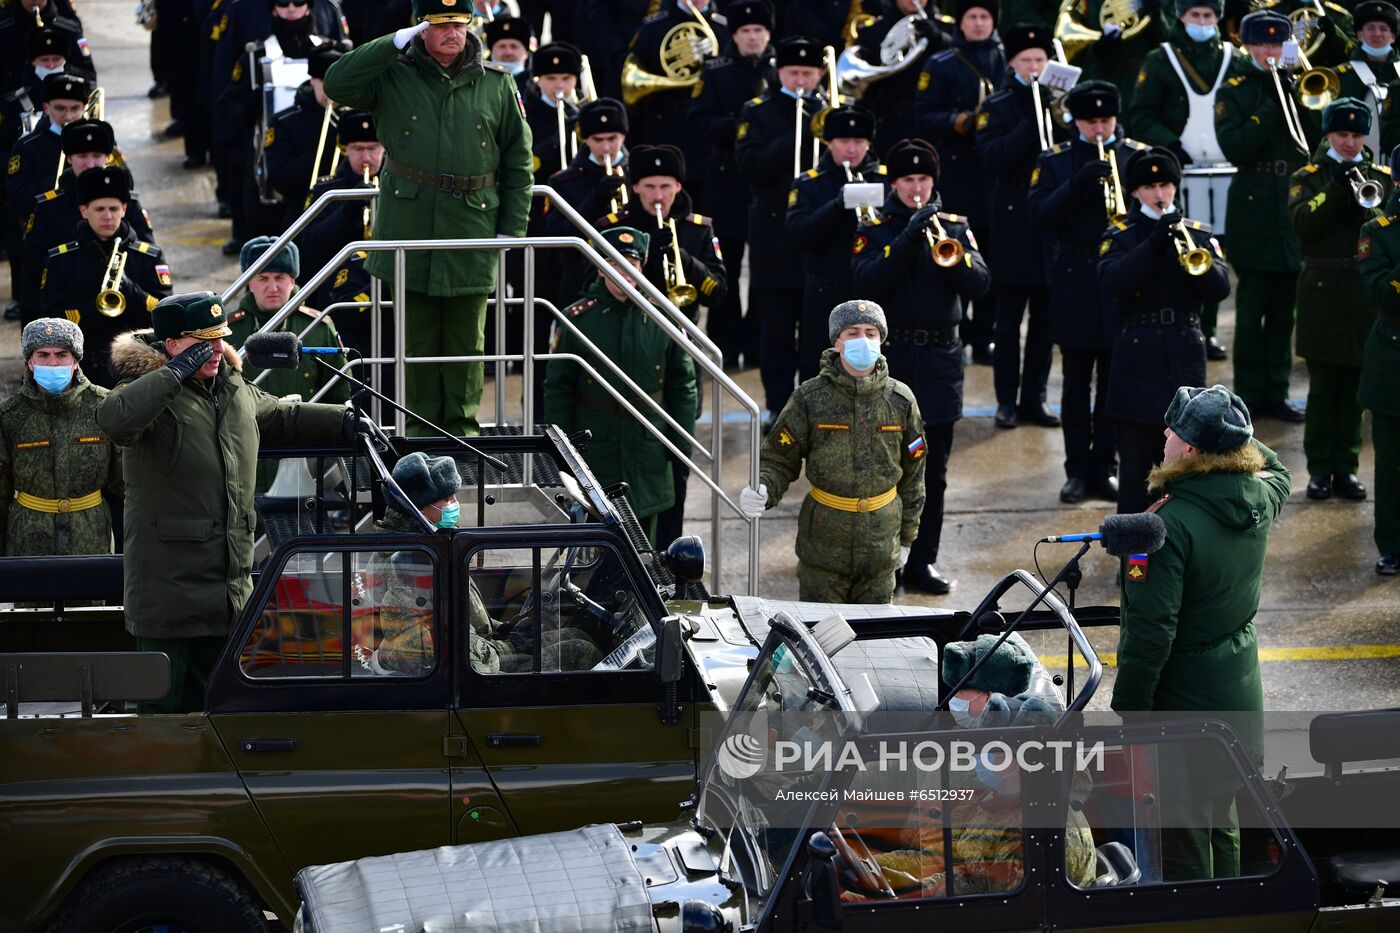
[{"xmin": 49, "ymin": 856, "xmax": 270, "ymax": 933}]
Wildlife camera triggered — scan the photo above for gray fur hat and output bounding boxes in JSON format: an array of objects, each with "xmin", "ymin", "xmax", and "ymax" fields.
[
  {"xmin": 22, "ymin": 318, "xmax": 83, "ymax": 361},
  {"xmin": 828, "ymin": 299, "xmax": 888, "ymax": 342},
  {"xmin": 1165, "ymin": 384, "xmax": 1252, "ymax": 453},
  {"xmin": 942, "ymin": 634, "xmax": 1035, "ymax": 695},
  {"xmin": 391, "ymin": 452, "xmax": 462, "ymax": 510}
]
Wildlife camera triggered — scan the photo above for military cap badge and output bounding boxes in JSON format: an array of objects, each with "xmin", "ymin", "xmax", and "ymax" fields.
[
  {"xmin": 211, "ymin": 303, "xmax": 223, "ymax": 317},
  {"xmin": 619, "ymin": 231, "xmax": 635, "ymax": 243}
]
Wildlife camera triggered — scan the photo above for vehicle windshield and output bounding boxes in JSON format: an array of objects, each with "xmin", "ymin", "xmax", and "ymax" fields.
[{"xmin": 696, "ymin": 637, "xmax": 847, "ymax": 899}]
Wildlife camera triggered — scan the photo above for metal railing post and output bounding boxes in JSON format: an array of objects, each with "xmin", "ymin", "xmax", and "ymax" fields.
[
  {"xmin": 394, "ymin": 247, "xmax": 407, "ymax": 436},
  {"xmin": 370, "ymin": 276, "xmax": 383, "ymax": 425},
  {"xmin": 494, "ymin": 250, "xmax": 508, "ymax": 426},
  {"xmin": 522, "ymin": 246, "xmax": 536, "ymax": 486}
]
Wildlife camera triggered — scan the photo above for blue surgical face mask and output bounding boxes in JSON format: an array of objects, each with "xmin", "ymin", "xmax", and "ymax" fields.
[
  {"xmin": 779, "ymin": 85, "xmax": 807, "ymax": 101},
  {"xmin": 947, "ymin": 695, "xmax": 979, "ymax": 729},
  {"xmin": 33, "ymin": 364, "xmax": 74, "ymax": 393},
  {"xmin": 1327, "ymin": 145, "xmax": 1364, "ymax": 164},
  {"xmin": 504, "ymin": 59, "xmax": 526, "ymax": 76},
  {"xmin": 1184, "ymin": 23, "xmax": 1218, "ymax": 42},
  {"xmin": 436, "ymin": 501, "xmax": 460, "ymax": 529},
  {"xmin": 1014, "ymin": 71, "xmax": 1031, "ymax": 86},
  {"xmin": 975, "ymin": 752, "xmax": 1007, "ymax": 789},
  {"xmin": 48, "ymin": 120, "xmax": 63, "ymax": 136},
  {"xmin": 1363, "ymin": 42, "xmax": 1394, "ymax": 57},
  {"xmin": 840, "ymin": 335, "xmax": 881, "ymax": 371},
  {"xmin": 33, "ymin": 64, "xmax": 63, "ymax": 81}
]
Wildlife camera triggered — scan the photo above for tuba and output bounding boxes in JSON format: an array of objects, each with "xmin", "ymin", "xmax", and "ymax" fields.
[
  {"xmin": 1054, "ymin": 0, "xmax": 1154, "ymax": 63},
  {"xmin": 621, "ymin": 0, "xmax": 719, "ymax": 106},
  {"xmin": 97, "ymin": 242, "xmax": 128, "ymax": 317}
]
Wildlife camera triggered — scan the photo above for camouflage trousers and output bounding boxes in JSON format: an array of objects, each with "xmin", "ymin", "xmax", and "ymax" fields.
[{"xmin": 796, "ymin": 562, "xmax": 897, "ymax": 605}]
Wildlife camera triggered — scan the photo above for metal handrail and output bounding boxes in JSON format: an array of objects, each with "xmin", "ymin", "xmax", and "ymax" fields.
[{"xmin": 236, "ymin": 188, "xmax": 762, "ymax": 594}]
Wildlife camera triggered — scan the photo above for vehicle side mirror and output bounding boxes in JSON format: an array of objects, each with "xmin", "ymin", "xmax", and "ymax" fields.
[
  {"xmin": 976, "ymin": 609, "xmax": 1008, "ymax": 633},
  {"xmin": 803, "ymin": 831, "xmax": 844, "ymax": 930},
  {"xmin": 680, "ymin": 899, "xmax": 731, "ymax": 933},
  {"xmin": 658, "ymin": 615, "xmax": 684, "ymax": 685}
]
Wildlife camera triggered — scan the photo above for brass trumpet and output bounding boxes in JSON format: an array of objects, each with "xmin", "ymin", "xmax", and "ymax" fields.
[
  {"xmin": 604, "ymin": 152, "xmax": 630, "ymax": 214},
  {"xmin": 657, "ymin": 204, "xmax": 697, "ymax": 307},
  {"xmin": 1346, "ymin": 166, "xmax": 1385, "ymax": 209},
  {"xmin": 97, "ymin": 242, "xmax": 128, "ymax": 317},
  {"xmin": 1289, "ymin": 45, "xmax": 1339, "ymax": 111},
  {"xmin": 1159, "ymin": 202, "xmax": 1213, "ymax": 276},
  {"xmin": 1096, "ymin": 133, "xmax": 1128, "ymax": 222},
  {"xmin": 913, "ymin": 195, "xmax": 963, "ymax": 267}
]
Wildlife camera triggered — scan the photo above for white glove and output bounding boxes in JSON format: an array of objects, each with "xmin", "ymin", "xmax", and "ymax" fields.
[
  {"xmin": 739, "ymin": 484, "xmax": 768, "ymax": 518},
  {"xmin": 393, "ymin": 19, "xmax": 431, "ymax": 49},
  {"xmin": 899, "ymin": 546, "xmax": 911, "ymax": 568}
]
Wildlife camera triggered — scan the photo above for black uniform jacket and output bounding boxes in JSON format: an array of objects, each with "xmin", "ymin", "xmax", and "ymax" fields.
[
  {"xmin": 627, "ymin": 1, "xmax": 730, "ymax": 176},
  {"xmin": 912, "ymin": 34, "xmax": 1004, "ymax": 223},
  {"xmin": 41, "ymin": 220, "xmax": 173, "ymax": 387},
  {"xmin": 298, "ymin": 164, "xmax": 376, "ymax": 343},
  {"xmin": 1098, "ymin": 203, "xmax": 1229, "ymax": 424},
  {"xmin": 265, "ymin": 83, "xmax": 342, "ymax": 221},
  {"xmin": 596, "ymin": 188, "xmax": 727, "ymax": 313},
  {"xmin": 786, "ymin": 150, "xmax": 886, "ymax": 297},
  {"xmin": 688, "ymin": 46, "xmax": 773, "ymax": 240},
  {"xmin": 547, "ymin": 147, "xmax": 629, "ymax": 298},
  {"xmin": 850, "ymin": 191, "xmax": 991, "ymax": 425},
  {"xmin": 1027, "ymin": 133, "xmax": 1149, "ymax": 350}
]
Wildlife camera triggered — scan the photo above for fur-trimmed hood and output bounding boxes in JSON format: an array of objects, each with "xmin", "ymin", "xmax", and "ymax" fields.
[
  {"xmin": 1147, "ymin": 443, "xmax": 1266, "ymax": 492},
  {"xmin": 1147, "ymin": 442, "xmax": 1273, "ymax": 531},
  {"xmin": 108, "ymin": 329, "xmax": 243, "ymax": 381}
]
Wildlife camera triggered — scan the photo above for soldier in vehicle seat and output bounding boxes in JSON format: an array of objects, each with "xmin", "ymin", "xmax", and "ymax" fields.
[
  {"xmin": 371, "ymin": 451, "xmax": 602, "ymax": 675},
  {"xmin": 836, "ymin": 635, "xmax": 1096, "ymax": 901}
]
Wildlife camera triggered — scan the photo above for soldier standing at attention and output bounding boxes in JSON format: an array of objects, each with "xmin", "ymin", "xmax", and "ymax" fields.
[
  {"xmin": 1357, "ymin": 143, "xmax": 1400, "ymax": 575},
  {"xmin": 0, "ymin": 318, "xmax": 121, "ymax": 557},
  {"xmin": 739, "ymin": 300, "xmax": 926, "ymax": 605},
  {"xmin": 1288, "ymin": 97, "xmax": 1392, "ymax": 502},
  {"xmin": 851, "ymin": 138, "xmax": 990, "ymax": 595},
  {"xmin": 1214, "ymin": 10, "xmax": 1311, "ymax": 423},
  {"xmin": 322, "ymin": 0, "xmax": 534, "ymax": 437},
  {"xmin": 1028, "ymin": 79, "xmax": 1149, "ymax": 504},
  {"xmin": 542, "ymin": 227, "xmax": 698, "ymax": 545}
]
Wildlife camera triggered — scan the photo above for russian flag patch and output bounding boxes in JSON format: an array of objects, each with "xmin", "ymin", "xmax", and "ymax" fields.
[
  {"xmin": 155, "ymin": 263, "xmax": 171, "ymax": 286},
  {"xmin": 1126, "ymin": 553, "xmax": 1148, "ymax": 582},
  {"xmin": 907, "ymin": 436, "xmax": 926, "ymax": 459}
]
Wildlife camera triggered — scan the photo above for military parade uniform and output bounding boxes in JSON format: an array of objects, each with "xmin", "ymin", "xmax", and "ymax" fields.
[
  {"xmin": 853, "ymin": 2, "xmax": 949, "ymax": 156},
  {"xmin": 787, "ymin": 148, "xmax": 886, "ymax": 382},
  {"xmin": 1253, "ymin": 0, "xmax": 1356, "ymax": 68},
  {"xmin": 542, "ymin": 229, "xmax": 698, "ymax": 543},
  {"xmin": 0, "ymin": 0, "xmax": 94, "ymax": 92},
  {"xmin": 596, "ymin": 190, "xmax": 727, "ymax": 314},
  {"xmin": 759, "ymin": 348, "xmax": 927, "ymax": 604},
  {"xmin": 1028, "ymin": 92, "xmax": 1148, "ymax": 499},
  {"xmin": 264, "ymin": 83, "xmax": 343, "ymax": 226},
  {"xmin": 1357, "ymin": 187, "xmax": 1400, "ymax": 572},
  {"xmin": 579, "ymin": 0, "xmax": 651, "ymax": 102},
  {"xmin": 547, "ymin": 146, "xmax": 629, "ymax": 300},
  {"xmin": 0, "ymin": 368, "xmax": 120, "ymax": 558},
  {"xmin": 1287, "ymin": 128, "xmax": 1391, "ymax": 496},
  {"xmin": 298, "ymin": 164, "xmax": 380, "ymax": 355},
  {"xmin": 687, "ymin": 36, "xmax": 773, "ymax": 367},
  {"xmin": 1099, "ymin": 198, "xmax": 1230, "ymax": 513},
  {"xmin": 851, "ymin": 171, "xmax": 990, "ymax": 587},
  {"xmin": 1060, "ymin": 0, "xmax": 1167, "ymax": 110},
  {"xmin": 41, "ymin": 222, "xmax": 173, "ymax": 388}
]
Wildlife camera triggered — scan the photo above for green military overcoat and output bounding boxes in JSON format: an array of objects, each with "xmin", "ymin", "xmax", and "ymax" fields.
[
  {"xmin": 1357, "ymin": 199, "xmax": 1400, "ymax": 417},
  {"xmin": 1125, "ymin": 24, "xmax": 1249, "ymax": 150},
  {"xmin": 97, "ymin": 332, "xmax": 347, "ymax": 639},
  {"xmin": 1288, "ymin": 145, "xmax": 1392, "ymax": 366},
  {"xmin": 542, "ymin": 278, "xmax": 698, "ymax": 520},
  {"xmin": 760, "ymin": 349, "xmax": 926, "ymax": 576},
  {"xmin": 322, "ymin": 31, "xmax": 534, "ymax": 297},
  {"xmin": 0, "ymin": 370, "xmax": 121, "ymax": 556}
]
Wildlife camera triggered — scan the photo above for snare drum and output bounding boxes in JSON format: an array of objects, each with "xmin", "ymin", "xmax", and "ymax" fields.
[{"xmin": 1179, "ymin": 164, "xmax": 1236, "ymax": 236}]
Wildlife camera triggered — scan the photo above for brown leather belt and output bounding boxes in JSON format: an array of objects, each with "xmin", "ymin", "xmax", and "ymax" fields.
[{"xmin": 384, "ymin": 157, "xmax": 496, "ymax": 197}]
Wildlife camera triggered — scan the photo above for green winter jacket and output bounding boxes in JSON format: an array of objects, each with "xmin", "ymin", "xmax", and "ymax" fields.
[
  {"xmin": 227, "ymin": 289, "xmax": 352, "ymax": 405},
  {"xmin": 1125, "ymin": 23, "xmax": 1249, "ymax": 150},
  {"xmin": 542, "ymin": 278, "xmax": 698, "ymax": 520},
  {"xmin": 1358, "ymin": 196, "xmax": 1400, "ymax": 416},
  {"xmin": 0, "ymin": 370, "xmax": 121, "ymax": 556},
  {"xmin": 1288, "ymin": 144, "xmax": 1392, "ymax": 366},
  {"xmin": 760, "ymin": 349, "xmax": 926, "ymax": 575},
  {"xmin": 1112, "ymin": 440, "xmax": 1291, "ymax": 760},
  {"xmin": 322, "ymin": 31, "xmax": 534, "ymax": 297},
  {"xmin": 97, "ymin": 332, "xmax": 347, "ymax": 639}
]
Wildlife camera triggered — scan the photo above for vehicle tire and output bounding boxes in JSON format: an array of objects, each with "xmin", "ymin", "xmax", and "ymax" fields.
[{"xmin": 49, "ymin": 856, "xmax": 270, "ymax": 933}]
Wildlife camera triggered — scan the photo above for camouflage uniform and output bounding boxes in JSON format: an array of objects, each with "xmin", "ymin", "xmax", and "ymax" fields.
[
  {"xmin": 760, "ymin": 348, "xmax": 926, "ymax": 604},
  {"xmin": 0, "ymin": 369, "xmax": 121, "ymax": 556}
]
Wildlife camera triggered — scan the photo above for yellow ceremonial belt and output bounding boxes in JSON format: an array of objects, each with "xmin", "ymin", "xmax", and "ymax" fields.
[
  {"xmin": 15, "ymin": 490, "xmax": 104, "ymax": 514},
  {"xmin": 808, "ymin": 485, "xmax": 898, "ymax": 513}
]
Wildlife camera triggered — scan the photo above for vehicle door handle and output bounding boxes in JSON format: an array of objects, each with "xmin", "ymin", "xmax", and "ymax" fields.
[
  {"xmin": 238, "ymin": 739, "xmax": 297, "ymax": 754},
  {"xmin": 486, "ymin": 733, "xmax": 541, "ymax": 748}
]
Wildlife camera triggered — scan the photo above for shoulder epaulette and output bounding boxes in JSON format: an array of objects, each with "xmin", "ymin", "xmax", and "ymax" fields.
[
  {"xmin": 937, "ymin": 211, "xmax": 961, "ymax": 223},
  {"xmin": 710, "ymin": 11, "xmax": 727, "ymax": 25},
  {"xmin": 1226, "ymin": 75, "xmax": 1246, "ymax": 87},
  {"xmin": 642, "ymin": 10, "xmax": 666, "ymax": 22},
  {"xmin": 48, "ymin": 240, "xmax": 78, "ymax": 258},
  {"xmin": 860, "ymin": 213, "xmax": 884, "ymax": 227},
  {"xmin": 876, "ymin": 165, "xmax": 887, "ymax": 175},
  {"xmin": 1123, "ymin": 139, "xmax": 1150, "ymax": 152},
  {"xmin": 1336, "ymin": 63, "xmax": 1354, "ymax": 75},
  {"xmin": 1303, "ymin": 164, "xmax": 1319, "ymax": 174},
  {"xmin": 703, "ymin": 56, "xmax": 731, "ymax": 70},
  {"xmin": 39, "ymin": 189, "xmax": 57, "ymax": 202},
  {"xmin": 805, "ymin": 167, "xmax": 818, "ymax": 178},
  {"xmin": 1109, "ymin": 218, "xmax": 1128, "ymax": 232},
  {"xmin": 687, "ymin": 212, "xmax": 711, "ymax": 225},
  {"xmin": 606, "ymin": 212, "xmax": 620, "ymax": 223},
  {"xmin": 748, "ymin": 95, "xmax": 764, "ymax": 105},
  {"xmin": 1185, "ymin": 219, "xmax": 1210, "ymax": 233},
  {"xmin": 297, "ymin": 306, "xmax": 323, "ymax": 319},
  {"xmin": 1379, "ymin": 215, "xmax": 1396, "ymax": 227},
  {"xmin": 1049, "ymin": 140, "xmax": 1073, "ymax": 156},
  {"xmin": 482, "ymin": 61, "xmax": 512, "ymax": 74},
  {"xmin": 1378, "ymin": 164, "xmax": 1393, "ymax": 176},
  {"xmin": 931, "ymin": 48, "xmax": 956, "ymax": 63},
  {"xmin": 569, "ymin": 297, "xmax": 600, "ymax": 316},
  {"xmin": 134, "ymin": 241, "xmax": 153, "ymax": 254}
]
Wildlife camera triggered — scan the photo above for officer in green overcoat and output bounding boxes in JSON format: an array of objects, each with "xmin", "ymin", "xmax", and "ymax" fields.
[
  {"xmin": 1214, "ymin": 9, "xmax": 1315, "ymax": 423},
  {"xmin": 0, "ymin": 318, "xmax": 121, "ymax": 557},
  {"xmin": 1287, "ymin": 96, "xmax": 1391, "ymax": 501},
  {"xmin": 322, "ymin": 0, "xmax": 534, "ymax": 437},
  {"xmin": 541, "ymin": 227, "xmax": 698, "ymax": 545},
  {"xmin": 1112, "ymin": 385, "xmax": 1291, "ymax": 881},
  {"xmin": 1356, "ymin": 143, "xmax": 1400, "ymax": 575},
  {"xmin": 739, "ymin": 299, "xmax": 927, "ymax": 605}
]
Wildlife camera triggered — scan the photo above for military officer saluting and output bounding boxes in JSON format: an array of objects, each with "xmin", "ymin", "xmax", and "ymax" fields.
[
  {"xmin": 543, "ymin": 227, "xmax": 698, "ymax": 545},
  {"xmin": 1288, "ymin": 97, "xmax": 1392, "ymax": 502},
  {"xmin": 0, "ymin": 318, "xmax": 121, "ymax": 558},
  {"xmin": 1028, "ymin": 79, "xmax": 1149, "ymax": 504},
  {"xmin": 735, "ymin": 34, "xmax": 827, "ymax": 422},
  {"xmin": 1357, "ymin": 143, "xmax": 1400, "ymax": 575},
  {"xmin": 687, "ymin": 0, "xmax": 774, "ymax": 368},
  {"xmin": 1215, "ymin": 9, "xmax": 1315, "ymax": 423},
  {"xmin": 1098, "ymin": 147, "xmax": 1231, "ymax": 513},
  {"xmin": 738, "ymin": 299, "xmax": 927, "ymax": 605},
  {"xmin": 41, "ymin": 167, "xmax": 173, "ymax": 388},
  {"xmin": 851, "ymin": 138, "xmax": 990, "ymax": 595},
  {"xmin": 976, "ymin": 24, "xmax": 1063, "ymax": 430},
  {"xmin": 786, "ymin": 105, "xmax": 885, "ymax": 383}
]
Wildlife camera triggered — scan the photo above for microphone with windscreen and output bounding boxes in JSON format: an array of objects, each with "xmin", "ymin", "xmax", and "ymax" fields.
[
  {"xmin": 243, "ymin": 331, "xmax": 341, "ymax": 370},
  {"xmin": 1041, "ymin": 512, "xmax": 1166, "ymax": 557}
]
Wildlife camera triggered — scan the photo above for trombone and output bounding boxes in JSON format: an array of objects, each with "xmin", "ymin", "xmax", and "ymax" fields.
[
  {"xmin": 305, "ymin": 102, "xmax": 338, "ymax": 208},
  {"xmin": 656, "ymin": 203, "xmax": 697, "ymax": 307},
  {"xmin": 554, "ymin": 90, "xmax": 580, "ymax": 171},
  {"xmin": 1095, "ymin": 133, "xmax": 1128, "ymax": 222},
  {"xmin": 1346, "ymin": 166, "xmax": 1385, "ymax": 209},
  {"xmin": 1158, "ymin": 201, "xmax": 1213, "ymax": 276},
  {"xmin": 842, "ymin": 160, "xmax": 876, "ymax": 222},
  {"xmin": 913, "ymin": 194, "xmax": 964, "ymax": 267},
  {"xmin": 1031, "ymin": 72, "xmax": 1053, "ymax": 151},
  {"xmin": 792, "ymin": 89, "xmax": 820, "ymax": 177},
  {"xmin": 97, "ymin": 242, "xmax": 128, "ymax": 317},
  {"xmin": 604, "ymin": 152, "xmax": 630, "ymax": 214}
]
